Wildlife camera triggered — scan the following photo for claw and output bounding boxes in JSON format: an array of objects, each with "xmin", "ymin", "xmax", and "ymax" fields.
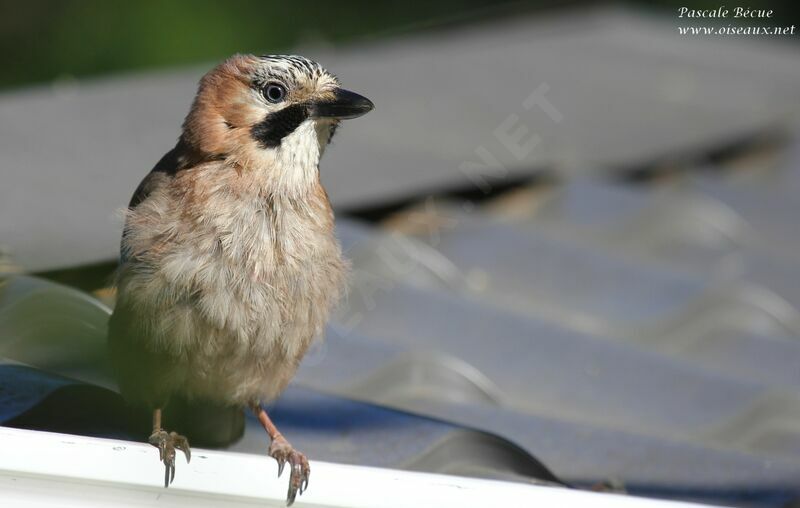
[
  {"xmin": 268, "ymin": 436, "xmax": 311, "ymax": 506},
  {"xmin": 173, "ymin": 433, "xmax": 191, "ymax": 464},
  {"xmin": 286, "ymin": 451, "xmax": 309, "ymax": 506},
  {"xmin": 149, "ymin": 429, "xmax": 191, "ymax": 489},
  {"xmin": 287, "ymin": 485, "xmax": 298, "ymax": 507}
]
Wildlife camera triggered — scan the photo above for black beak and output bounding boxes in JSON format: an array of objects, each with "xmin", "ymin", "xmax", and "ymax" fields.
[{"xmin": 310, "ymin": 88, "xmax": 374, "ymax": 120}]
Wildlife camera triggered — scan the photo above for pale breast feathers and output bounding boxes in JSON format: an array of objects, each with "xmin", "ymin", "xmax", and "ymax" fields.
[{"xmin": 114, "ymin": 159, "xmax": 347, "ymax": 404}]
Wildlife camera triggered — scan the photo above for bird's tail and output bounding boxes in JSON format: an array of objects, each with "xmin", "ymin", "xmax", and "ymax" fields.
[{"xmin": 156, "ymin": 396, "xmax": 245, "ymax": 448}]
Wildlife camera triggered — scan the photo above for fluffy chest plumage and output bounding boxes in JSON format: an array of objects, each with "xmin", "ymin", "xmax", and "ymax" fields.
[
  {"xmin": 115, "ymin": 166, "xmax": 346, "ymax": 403},
  {"xmin": 187, "ymin": 188, "xmax": 344, "ymax": 342}
]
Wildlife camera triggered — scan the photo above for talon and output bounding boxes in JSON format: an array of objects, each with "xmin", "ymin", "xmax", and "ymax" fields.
[
  {"xmin": 288, "ymin": 488, "xmax": 299, "ymax": 506},
  {"xmin": 173, "ymin": 434, "xmax": 191, "ymax": 463},
  {"xmin": 268, "ymin": 435, "xmax": 310, "ymax": 505},
  {"xmin": 288, "ymin": 486, "xmax": 299, "ymax": 504},
  {"xmin": 149, "ymin": 429, "xmax": 191, "ymax": 489}
]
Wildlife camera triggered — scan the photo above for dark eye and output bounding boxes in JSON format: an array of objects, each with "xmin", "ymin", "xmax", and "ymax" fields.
[{"xmin": 263, "ymin": 83, "xmax": 287, "ymax": 103}]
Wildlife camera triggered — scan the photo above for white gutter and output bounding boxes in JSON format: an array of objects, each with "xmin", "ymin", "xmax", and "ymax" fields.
[{"xmin": 0, "ymin": 426, "xmax": 721, "ymax": 508}]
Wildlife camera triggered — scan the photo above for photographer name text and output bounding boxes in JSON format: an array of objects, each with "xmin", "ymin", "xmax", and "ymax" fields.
[{"xmin": 678, "ymin": 6, "xmax": 773, "ymax": 18}]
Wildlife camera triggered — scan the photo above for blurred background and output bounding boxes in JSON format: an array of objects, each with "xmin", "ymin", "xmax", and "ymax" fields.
[
  {"xmin": 0, "ymin": 0, "xmax": 796, "ymax": 90},
  {"xmin": 1, "ymin": 1, "xmax": 800, "ymax": 507}
]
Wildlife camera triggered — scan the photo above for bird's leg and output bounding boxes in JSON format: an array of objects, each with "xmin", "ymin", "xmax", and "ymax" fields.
[
  {"xmin": 251, "ymin": 403, "xmax": 310, "ymax": 506},
  {"xmin": 148, "ymin": 408, "xmax": 191, "ymax": 488}
]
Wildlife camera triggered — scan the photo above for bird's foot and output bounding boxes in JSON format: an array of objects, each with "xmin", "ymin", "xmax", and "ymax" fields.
[
  {"xmin": 269, "ymin": 435, "xmax": 310, "ymax": 506},
  {"xmin": 149, "ymin": 429, "xmax": 191, "ymax": 488}
]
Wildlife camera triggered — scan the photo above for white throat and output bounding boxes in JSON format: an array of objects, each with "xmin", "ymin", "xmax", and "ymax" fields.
[{"xmin": 271, "ymin": 119, "xmax": 322, "ymax": 198}]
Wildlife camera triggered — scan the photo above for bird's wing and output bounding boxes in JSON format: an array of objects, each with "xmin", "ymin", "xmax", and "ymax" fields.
[
  {"xmin": 111, "ymin": 140, "xmax": 196, "ymax": 404},
  {"xmin": 120, "ymin": 141, "xmax": 191, "ymax": 263},
  {"xmin": 128, "ymin": 141, "xmax": 187, "ymax": 208}
]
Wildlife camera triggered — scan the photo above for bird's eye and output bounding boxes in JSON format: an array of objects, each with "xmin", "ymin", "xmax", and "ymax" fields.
[{"xmin": 263, "ymin": 83, "xmax": 287, "ymax": 103}]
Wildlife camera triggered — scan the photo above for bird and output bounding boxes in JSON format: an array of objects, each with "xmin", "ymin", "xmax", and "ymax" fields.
[{"xmin": 108, "ymin": 53, "xmax": 373, "ymax": 505}]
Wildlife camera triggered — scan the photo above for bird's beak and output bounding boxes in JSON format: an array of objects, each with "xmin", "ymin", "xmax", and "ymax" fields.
[{"xmin": 310, "ymin": 88, "xmax": 374, "ymax": 120}]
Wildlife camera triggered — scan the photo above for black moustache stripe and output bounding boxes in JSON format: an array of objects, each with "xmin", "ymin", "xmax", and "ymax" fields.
[{"xmin": 250, "ymin": 104, "xmax": 310, "ymax": 148}]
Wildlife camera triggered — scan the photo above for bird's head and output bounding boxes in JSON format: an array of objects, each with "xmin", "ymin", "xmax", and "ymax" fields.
[{"xmin": 180, "ymin": 54, "xmax": 372, "ymax": 184}]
